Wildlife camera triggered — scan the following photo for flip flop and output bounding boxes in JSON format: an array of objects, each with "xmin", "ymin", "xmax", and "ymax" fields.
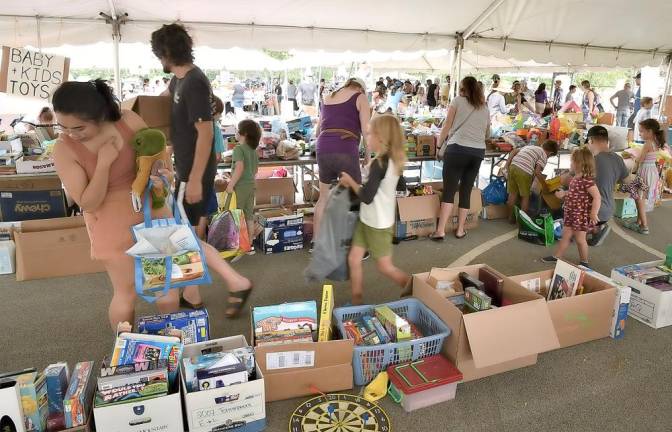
[
  {"xmin": 224, "ymin": 283, "xmax": 254, "ymax": 319},
  {"xmin": 429, "ymin": 233, "xmax": 445, "ymax": 242},
  {"xmin": 454, "ymin": 230, "xmax": 468, "ymax": 239},
  {"xmin": 180, "ymin": 293, "xmax": 204, "ymax": 310}
]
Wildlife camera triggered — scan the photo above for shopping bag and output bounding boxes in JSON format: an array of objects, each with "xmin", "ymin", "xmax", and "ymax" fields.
[
  {"xmin": 482, "ymin": 176, "xmax": 508, "ymax": 205},
  {"xmin": 128, "ymin": 182, "xmax": 212, "ymax": 303},
  {"xmin": 515, "ymin": 206, "xmax": 555, "ymax": 247},
  {"xmin": 209, "ymin": 192, "xmax": 251, "ymax": 259}
]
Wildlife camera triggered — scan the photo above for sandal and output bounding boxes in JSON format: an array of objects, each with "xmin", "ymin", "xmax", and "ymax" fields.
[
  {"xmin": 180, "ymin": 293, "xmax": 204, "ymax": 310},
  {"xmin": 454, "ymin": 230, "xmax": 468, "ymax": 239},
  {"xmin": 429, "ymin": 233, "xmax": 445, "ymax": 242},
  {"xmin": 637, "ymin": 226, "xmax": 650, "ymax": 235},
  {"xmin": 224, "ymin": 283, "xmax": 254, "ymax": 319}
]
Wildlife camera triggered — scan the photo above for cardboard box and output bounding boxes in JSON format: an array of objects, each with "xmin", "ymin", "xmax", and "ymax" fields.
[
  {"xmin": 255, "ymin": 210, "xmax": 303, "ymax": 254},
  {"xmin": 121, "ymin": 96, "xmax": 171, "ymax": 140},
  {"xmin": 255, "ymin": 340, "xmax": 354, "ymax": 402},
  {"xmin": 302, "ymin": 180, "xmax": 320, "ymax": 202},
  {"xmin": 509, "ymin": 269, "xmax": 617, "ymax": 348},
  {"xmin": 445, "ymin": 188, "xmax": 482, "ymax": 232},
  {"xmin": 415, "ymin": 135, "xmax": 436, "ymax": 157},
  {"xmin": 181, "ymin": 336, "xmax": 266, "ymax": 432},
  {"xmin": 255, "ymin": 177, "xmax": 296, "ymax": 206},
  {"xmin": 15, "ymin": 156, "xmax": 56, "ymax": 174},
  {"xmin": 481, "ymin": 204, "xmax": 509, "ymax": 220},
  {"xmin": 412, "ymin": 266, "xmax": 559, "ymax": 382},
  {"xmin": 396, "ymin": 194, "xmax": 439, "ymax": 240},
  {"xmin": 611, "ymin": 260, "xmax": 672, "ymax": 329},
  {"xmin": 94, "ymin": 386, "xmax": 183, "ymax": 432},
  {"xmin": 0, "ymin": 239, "xmax": 15, "ymax": 274},
  {"xmin": 611, "ymin": 285, "xmax": 631, "ymax": 339},
  {"xmin": 15, "ymin": 216, "xmax": 105, "ymax": 281},
  {"xmin": 0, "ymin": 221, "xmax": 21, "ymax": 240}
]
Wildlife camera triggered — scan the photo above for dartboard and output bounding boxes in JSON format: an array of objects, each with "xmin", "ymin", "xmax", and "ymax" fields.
[{"xmin": 289, "ymin": 393, "xmax": 391, "ymax": 432}]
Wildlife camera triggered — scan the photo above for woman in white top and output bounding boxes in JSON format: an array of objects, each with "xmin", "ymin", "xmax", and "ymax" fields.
[
  {"xmin": 338, "ymin": 114, "xmax": 410, "ymax": 305},
  {"xmin": 431, "ymin": 76, "xmax": 490, "ymax": 240}
]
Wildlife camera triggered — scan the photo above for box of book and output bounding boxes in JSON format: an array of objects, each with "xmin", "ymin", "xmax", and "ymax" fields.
[
  {"xmin": 612, "ymin": 260, "xmax": 672, "ymax": 329},
  {"xmin": 510, "ymin": 263, "xmax": 618, "ymax": 348},
  {"xmin": 136, "ymin": 309, "xmax": 210, "ymax": 345},
  {"xmin": 181, "ymin": 335, "xmax": 266, "ymax": 432},
  {"xmin": 412, "ymin": 265, "xmax": 560, "ymax": 382}
]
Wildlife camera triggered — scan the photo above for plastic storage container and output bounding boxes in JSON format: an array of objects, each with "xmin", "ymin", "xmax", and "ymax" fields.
[
  {"xmin": 614, "ymin": 198, "xmax": 638, "ymax": 219},
  {"xmin": 333, "ymin": 298, "xmax": 451, "ymax": 385},
  {"xmin": 387, "ymin": 354, "xmax": 462, "ymax": 412}
]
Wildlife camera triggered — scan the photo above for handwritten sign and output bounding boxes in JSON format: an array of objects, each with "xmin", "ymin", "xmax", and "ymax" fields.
[{"xmin": 0, "ymin": 46, "xmax": 70, "ymax": 101}]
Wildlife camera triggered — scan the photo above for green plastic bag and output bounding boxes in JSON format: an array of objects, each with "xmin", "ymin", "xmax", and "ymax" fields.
[{"xmin": 515, "ymin": 207, "xmax": 555, "ymax": 247}]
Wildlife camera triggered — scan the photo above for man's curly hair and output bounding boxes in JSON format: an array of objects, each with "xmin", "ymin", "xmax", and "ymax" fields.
[{"xmin": 151, "ymin": 23, "xmax": 194, "ymax": 66}]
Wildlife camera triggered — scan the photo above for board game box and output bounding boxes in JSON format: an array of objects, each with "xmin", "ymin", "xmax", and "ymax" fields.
[
  {"xmin": 63, "ymin": 361, "xmax": 94, "ymax": 429},
  {"xmin": 136, "ymin": 309, "xmax": 210, "ymax": 345}
]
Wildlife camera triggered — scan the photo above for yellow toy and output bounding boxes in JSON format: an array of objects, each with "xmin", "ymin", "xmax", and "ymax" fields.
[
  {"xmin": 363, "ymin": 371, "xmax": 389, "ymax": 402},
  {"xmin": 130, "ymin": 128, "xmax": 169, "ymax": 212}
]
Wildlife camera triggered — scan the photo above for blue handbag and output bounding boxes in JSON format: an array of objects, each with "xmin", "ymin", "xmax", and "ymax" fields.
[{"xmin": 129, "ymin": 181, "xmax": 212, "ymax": 302}]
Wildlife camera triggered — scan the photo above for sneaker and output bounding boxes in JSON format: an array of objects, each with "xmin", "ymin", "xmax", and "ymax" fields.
[
  {"xmin": 588, "ymin": 224, "xmax": 611, "ymax": 247},
  {"xmin": 638, "ymin": 226, "xmax": 650, "ymax": 235},
  {"xmin": 246, "ymin": 249, "xmax": 256, "ymax": 256},
  {"xmin": 362, "ymin": 252, "xmax": 371, "ymax": 261},
  {"xmin": 579, "ymin": 261, "xmax": 591, "ymax": 268},
  {"xmin": 541, "ymin": 256, "xmax": 558, "ymax": 263},
  {"xmin": 308, "ymin": 241, "xmax": 315, "ymax": 254}
]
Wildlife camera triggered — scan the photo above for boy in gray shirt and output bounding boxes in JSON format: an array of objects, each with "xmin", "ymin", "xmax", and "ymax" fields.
[{"xmin": 586, "ymin": 126, "xmax": 630, "ymax": 246}]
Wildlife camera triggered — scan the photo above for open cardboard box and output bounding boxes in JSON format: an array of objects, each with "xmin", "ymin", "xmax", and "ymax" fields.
[
  {"xmin": 412, "ymin": 265, "xmax": 560, "ymax": 382},
  {"xmin": 255, "ymin": 177, "xmax": 296, "ymax": 207},
  {"xmin": 396, "ymin": 194, "xmax": 439, "ymax": 239},
  {"xmin": 250, "ymin": 315, "xmax": 354, "ymax": 402},
  {"xmin": 181, "ymin": 335, "xmax": 266, "ymax": 432},
  {"xmin": 121, "ymin": 96, "xmax": 171, "ymax": 141},
  {"xmin": 14, "ymin": 216, "xmax": 105, "ymax": 281},
  {"xmin": 611, "ymin": 260, "xmax": 672, "ymax": 329},
  {"xmin": 509, "ymin": 265, "xmax": 617, "ymax": 348}
]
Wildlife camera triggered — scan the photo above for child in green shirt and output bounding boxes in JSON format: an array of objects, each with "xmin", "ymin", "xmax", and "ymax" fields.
[{"xmin": 226, "ymin": 119, "xmax": 261, "ymax": 247}]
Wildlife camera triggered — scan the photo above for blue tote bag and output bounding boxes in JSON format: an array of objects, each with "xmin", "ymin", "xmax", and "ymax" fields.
[{"xmin": 128, "ymin": 181, "xmax": 212, "ymax": 302}]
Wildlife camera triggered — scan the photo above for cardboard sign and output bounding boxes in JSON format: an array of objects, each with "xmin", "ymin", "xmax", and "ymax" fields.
[{"xmin": 0, "ymin": 46, "xmax": 70, "ymax": 100}]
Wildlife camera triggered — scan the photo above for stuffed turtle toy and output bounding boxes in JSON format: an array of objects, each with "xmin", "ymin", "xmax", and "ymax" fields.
[{"xmin": 130, "ymin": 128, "xmax": 169, "ymax": 212}]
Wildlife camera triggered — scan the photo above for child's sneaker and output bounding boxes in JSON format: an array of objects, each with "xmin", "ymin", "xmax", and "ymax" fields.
[
  {"xmin": 541, "ymin": 256, "xmax": 558, "ymax": 263},
  {"xmin": 579, "ymin": 261, "xmax": 591, "ymax": 269}
]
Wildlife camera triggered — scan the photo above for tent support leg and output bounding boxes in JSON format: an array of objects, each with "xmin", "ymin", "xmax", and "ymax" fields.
[
  {"xmin": 453, "ymin": 34, "xmax": 464, "ymax": 97},
  {"xmin": 660, "ymin": 54, "xmax": 672, "ymax": 121}
]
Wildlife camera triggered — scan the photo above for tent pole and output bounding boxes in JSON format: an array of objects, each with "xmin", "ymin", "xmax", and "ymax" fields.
[
  {"xmin": 463, "ymin": 0, "xmax": 507, "ymax": 40},
  {"xmin": 660, "ymin": 54, "xmax": 672, "ymax": 121},
  {"xmin": 454, "ymin": 34, "xmax": 464, "ymax": 97}
]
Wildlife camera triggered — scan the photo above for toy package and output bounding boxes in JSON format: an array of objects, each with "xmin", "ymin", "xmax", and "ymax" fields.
[
  {"xmin": 374, "ymin": 306, "xmax": 411, "ymax": 342},
  {"xmin": 196, "ymin": 362, "xmax": 248, "ymax": 391},
  {"xmin": 182, "ymin": 348, "xmax": 255, "ymax": 393},
  {"xmin": 95, "ymin": 366, "xmax": 168, "ymax": 407},
  {"xmin": 464, "ymin": 287, "xmax": 492, "ymax": 311},
  {"xmin": 111, "ymin": 333, "xmax": 183, "ymax": 388},
  {"xmin": 44, "ymin": 362, "xmax": 69, "ymax": 431},
  {"xmin": 137, "ymin": 309, "xmax": 210, "ymax": 345},
  {"xmin": 318, "ymin": 284, "xmax": 334, "ymax": 342},
  {"xmin": 253, "ymin": 301, "xmax": 317, "ymax": 344},
  {"xmin": 63, "ymin": 361, "xmax": 94, "ymax": 429}
]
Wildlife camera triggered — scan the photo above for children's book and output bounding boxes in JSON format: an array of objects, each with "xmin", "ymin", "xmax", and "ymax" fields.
[
  {"xmin": 111, "ymin": 333, "xmax": 182, "ymax": 387},
  {"xmin": 548, "ymin": 260, "xmax": 584, "ymax": 300}
]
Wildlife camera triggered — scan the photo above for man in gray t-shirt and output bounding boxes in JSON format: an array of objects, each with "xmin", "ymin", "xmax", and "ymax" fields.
[
  {"xmin": 586, "ymin": 126, "xmax": 629, "ymax": 246},
  {"xmin": 610, "ymin": 83, "xmax": 634, "ymax": 127}
]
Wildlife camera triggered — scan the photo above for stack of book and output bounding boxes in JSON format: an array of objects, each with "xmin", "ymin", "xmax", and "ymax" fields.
[{"xmin": 619, "ymin": 264, "xmax": 672, "ymax": 291}]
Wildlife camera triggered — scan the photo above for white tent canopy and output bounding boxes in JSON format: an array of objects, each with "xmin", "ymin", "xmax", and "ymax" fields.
[{"xmin": 2, "ymin": 0, "xmax": 671, "ymax": 68}]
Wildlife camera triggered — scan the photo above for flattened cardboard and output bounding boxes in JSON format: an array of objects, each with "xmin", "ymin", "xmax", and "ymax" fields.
[
  {"xmin": 510, "ymin": 270, "xmax": 617, "ymax": 348},
  {"xmin": 412, "ymin": 265, "xmax": 559, "ymax": 382},
  {"xmin": 255, "ymin": 178, "xmax": 296, "ymax": 206},
  {"xmin": 255, "ymin": 339, "xmax": 354, "ymax": 402},
  {"xmin": 15, "ymin": 217, "xmax": 104, "ymax": 281}
]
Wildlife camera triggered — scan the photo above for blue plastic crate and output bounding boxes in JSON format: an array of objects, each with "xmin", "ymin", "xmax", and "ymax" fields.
[{"xmin": 333, "ymin": 298, "xmax": 451, "ymax": 385}]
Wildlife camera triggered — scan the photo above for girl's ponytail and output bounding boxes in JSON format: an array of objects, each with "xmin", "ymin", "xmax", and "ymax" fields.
[{"xmin": 92, "ymin": 79, "xmax": 122, "ymax": 122}]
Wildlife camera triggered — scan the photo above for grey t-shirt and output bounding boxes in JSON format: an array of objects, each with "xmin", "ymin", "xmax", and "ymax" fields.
[
  {"xmin": 595, "ymin": 151, "xmax": 629, "ymax": 222},
  {"xmin": 612, "ymin": 90, "xmax": 634, "ymax": 111},
  {"xmin": 446, "ymin": 96, "xmax": 489, "ymax": 149}
]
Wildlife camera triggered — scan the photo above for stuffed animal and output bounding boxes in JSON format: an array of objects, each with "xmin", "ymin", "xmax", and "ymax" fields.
[{"xmin": 130, "ymin": 128, "xmax": 169, "ymax": 212}]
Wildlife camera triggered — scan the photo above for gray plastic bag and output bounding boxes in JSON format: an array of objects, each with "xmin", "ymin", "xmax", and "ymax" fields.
[{"xmin": 304, "ymin": 186, "xmax": 357, "ymax": 283}]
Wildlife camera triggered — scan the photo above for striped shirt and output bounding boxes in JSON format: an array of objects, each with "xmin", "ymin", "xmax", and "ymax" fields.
[{"xmin": 511, "ymin": 146, "xmax": 547, "ymax": 176}]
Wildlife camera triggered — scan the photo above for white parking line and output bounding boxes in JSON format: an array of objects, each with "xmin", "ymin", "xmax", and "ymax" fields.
[
  {"xmin": 610, "ymin": 223, "xmax": 665, "ymax": 259},
  {"xmin": 447, "ymin": 229, "xmax": 519, "ymax": 268}
]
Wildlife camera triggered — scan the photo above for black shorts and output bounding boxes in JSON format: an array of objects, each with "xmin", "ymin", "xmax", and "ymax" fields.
[
  {"xmin": 317, "ymin": 152, "xmax": 361, "ymax": 184},
  {"xmin": 176, "ymin": 172, "xmax": 216, "ymax": 226}
]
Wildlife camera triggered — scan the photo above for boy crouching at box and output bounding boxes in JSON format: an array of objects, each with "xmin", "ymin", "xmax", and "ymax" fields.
[{"xmin": 505, "ymin": 140, "xmax": 560, "ymax": 221}]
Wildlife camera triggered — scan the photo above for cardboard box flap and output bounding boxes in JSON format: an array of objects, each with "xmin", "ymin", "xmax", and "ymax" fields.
[
  {"xmin": 20, "ymin": 216, "xmax": 85, "ymax": 233},
  {"xmin": 182, "ymin": 335, "xmax": 248, "ymax": 358},
  {"xmin": 397, "ymin": 194, "xmax": 439, "ymax": 222},
  {"xmin": 463, "ymin": 299, "xmax": 559, "ymax": 369},
  {"xmin": 256, "ymin": 339, "xmax": 354, "ymax": 372},
  {"xmin": 121, "ymin": 96, "xmax": 171, "ymax": 128}
]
